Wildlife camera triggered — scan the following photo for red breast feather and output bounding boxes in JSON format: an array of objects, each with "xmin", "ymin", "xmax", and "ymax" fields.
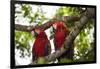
[
  {"xmin": 55, "ymin": 21, "xmax": 69, "ymax": 50},
  {"xmin": 32, "ymin": 31, "xmax": 49, "ymax": 57}
]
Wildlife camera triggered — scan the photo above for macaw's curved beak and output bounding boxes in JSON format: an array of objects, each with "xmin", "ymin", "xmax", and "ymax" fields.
[{"xmin": 31, "ymin": 30, "xmax": 39, "ymax": 37}]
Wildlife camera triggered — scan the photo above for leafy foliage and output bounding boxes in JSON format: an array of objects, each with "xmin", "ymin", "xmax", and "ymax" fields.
[
  {"xmin": 15, "ymin": 4, "xmax": 95, "ymax": 64},
  {"xmin": 74, "ymin": 19, "xmax": 94, "ymax": 62},
  {"xmin": 15, "ymin": 31, "xmax": 33, "ymax": 58}
]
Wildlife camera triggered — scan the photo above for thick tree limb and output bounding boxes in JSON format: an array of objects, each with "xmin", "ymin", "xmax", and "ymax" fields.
[
  {"xmin": 15, "ymin": 16, "xmax": 80, "ymax": 32},
  {"xmin": 15, "ymin": 8, "xmax": 95, "ymax": 64},
  {"xmin": 29, "ymin": 8, "xmax": 95, "ymax": 64},
  {"xmin": 44, "ymin": 8, "xmax": 95, "ymax": 62},
  {"xmin": 15, "ymin": 24, "xmax": 33, "ymax": 32}
]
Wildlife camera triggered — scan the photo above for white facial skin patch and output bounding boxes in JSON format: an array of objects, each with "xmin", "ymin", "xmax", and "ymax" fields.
[{"xmin": 53, "ymin": 23, "xmax": 57, "ymax": 29}]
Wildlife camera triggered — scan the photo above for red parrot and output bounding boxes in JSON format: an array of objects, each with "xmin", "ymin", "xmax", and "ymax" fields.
[
  {"xmin": 31, "ymin": 28, "xmax": 51, "ymax": 64},
  {"xmin": 53, "ymin": 21, "xmax": 73, "ymax": 63},
  {"xmin": 53, "ymin": 21, "xmax": 69, "ymax": 50}
]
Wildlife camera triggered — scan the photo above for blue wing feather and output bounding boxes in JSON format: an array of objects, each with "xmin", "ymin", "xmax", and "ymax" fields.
[{"xmin": 45, "ymin": 45, "xmax": 49, "ymax": 56}]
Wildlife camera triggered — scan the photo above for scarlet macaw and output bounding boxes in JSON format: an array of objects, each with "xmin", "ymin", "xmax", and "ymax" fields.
[
  {"xmin": 31, "ymin": 28, "xmax": 51, "ymax": 64},
  {"xmin": 53, "ymin": 21, "xmax": 73, "ymax": 63}
]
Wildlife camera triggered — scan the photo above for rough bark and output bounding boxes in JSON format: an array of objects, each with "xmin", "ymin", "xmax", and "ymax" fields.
[
  {"xmin": 15, "ymin": 16, "xmax": 80, "ymax": 32},
  {"xmin": 15, "ymin": 8, "xmax": 95, "ymax": 64},
  {"xmin": 44, "ymin": 8, "xmax": 95, "ymax": 62},
  {"xmin": 29, "ymin": 8, "xmax": 95, "ymax": 64}
]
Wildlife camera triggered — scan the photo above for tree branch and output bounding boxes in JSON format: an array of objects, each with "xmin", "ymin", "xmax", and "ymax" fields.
[
  {"xmin": 15, "ymin": 8, "xmax": 95, "ymax": 64},
  {"xmin": 29, "ymin": 8, "xmax": 95, "ymax": 64},
  {"xmin": 45, "ymin": 8, "xmax": 95, "ymax": 62},
  {"xmin": 15, "ymin": 16, "xmax": 80, "ymax": 32}
]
